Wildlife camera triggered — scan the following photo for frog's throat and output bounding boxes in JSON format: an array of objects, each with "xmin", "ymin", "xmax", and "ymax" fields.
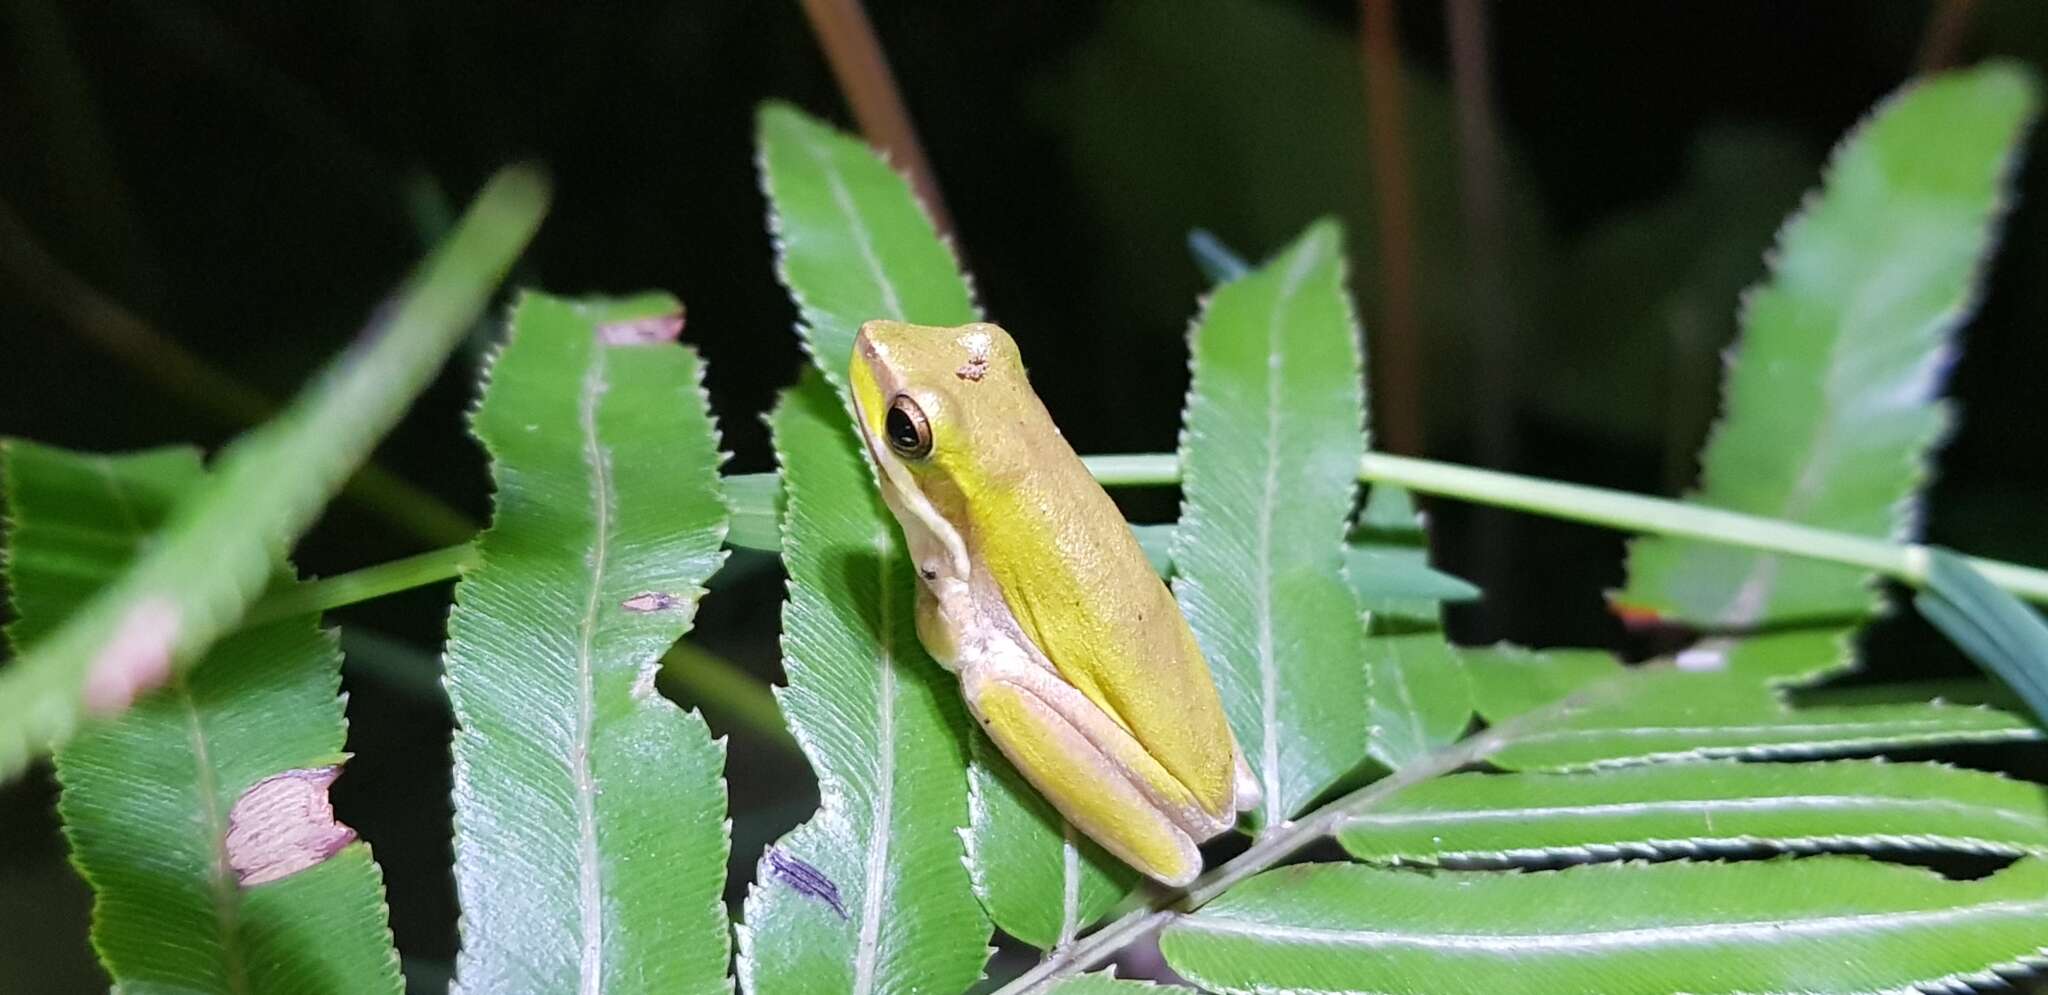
[{"xmin": 850, "ymin": 395, "xmax": 972, "ymax": 583}]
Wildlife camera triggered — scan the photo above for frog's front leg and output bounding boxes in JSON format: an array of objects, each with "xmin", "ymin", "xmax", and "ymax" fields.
[{"xmin": 958, "ymin": 655, "xmax": 1231, "ymax": 888}]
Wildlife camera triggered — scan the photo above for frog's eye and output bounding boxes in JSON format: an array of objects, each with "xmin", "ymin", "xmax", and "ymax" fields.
[{"xmin": 886, "ymin": 395, "xmax": 934, "ymax": 459}]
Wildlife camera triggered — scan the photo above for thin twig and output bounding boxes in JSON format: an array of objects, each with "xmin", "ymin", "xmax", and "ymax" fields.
[
  {"xmin": 1444, "ymin": 0, "xmax": 1518, "ymax": 630},
  {"xmin": 796, "ymin": 0, "xmax": 954, "ymax": 236},
  {"xmin": 5, "ymin": 0, "xmax": 161, "ymax": 302},
  {"xmin": 993, "ymin": 680, "xmax": 1627, "ymax": 991},
  {"xmin": 1357, "ymin": 0, "xmax": 1425, "ymax": 456}
]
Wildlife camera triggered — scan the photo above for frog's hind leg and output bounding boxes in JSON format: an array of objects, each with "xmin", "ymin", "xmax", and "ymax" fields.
[{"xmin": 961, "ymin": 662, "xmax": 1216, "ymax": 887}]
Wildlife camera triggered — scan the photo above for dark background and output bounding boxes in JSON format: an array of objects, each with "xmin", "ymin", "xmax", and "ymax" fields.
[{"xmin": 5, "ymin": 1, "xmax": 2048, "ymax": 990}]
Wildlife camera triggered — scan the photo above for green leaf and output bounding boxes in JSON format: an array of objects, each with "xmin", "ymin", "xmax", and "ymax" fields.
[
  {"xmin": 1172, "ymin": 219, "xmax": 1371, "ymax": 826},
  {"xmin": 443, "ymin": 292, "xmax": 732, "ymax": 994},
  {"xmin": 736, "ymin": 374, "xmax": 989, "ymax": 994},
  {"xmin": 1046, "ymin": 973, "xmax": 1177, "ymax": 994},
  {"xmin": 1127, "ymin": 522, "xmax": 1176, "ymax": 578},
  {"xmin": 756, "ymin": 102, "xmax": 978, "ymax": 395},
  {"xmin": 1338, "ymin": 759, "xmax": 2048, "ymax": 865},
  {"xmin": 721, "ymin": 472, "xmax": 784, "ymax": 553},
  {"xmin": 1918, "ymin": 547, "xmax": 2048, "ymax": 728},
  {"xmin": 1460, "ymin": 643, "xmax": 1624, "ymax": 725},
  {"xmin": 1348, "ymin": 486, "xmax": 1474, "ymax": 767},
  {"xmin": 1701, "ymin": 626, "xmax": 1858, "ymax": 685},
  {"xmin": 5, "ymin": 443, "xmax": 402, "ymax": 993},
  {"xmin": 0, "ymin": 168, "xmax": 547, "ymax": 780},
  {"xmin": 1160, "ymin": 858, "xmax": 2048, "ymax": 994},
  {"xmin": 964, "ymin": 760, "xmax": 1139, "ymax": 951},
  {"xmin": 1491, "ymin": 670, "xmax": 2038, "ymax": 772},
  {"xmin": 1347, "ymin": 485, "xmax": 1480, "ymax": 624},
  {"xmin": 1363, "ymin": 633, "xmax": 1471, "ymax": 769},
  {"xmin": 1623, "ymin": 63, "xmax": 2039, "ymax": 627},
  {"xmin": 756, "ymin": 102, "xmax": 1126, "ymax": 948}
]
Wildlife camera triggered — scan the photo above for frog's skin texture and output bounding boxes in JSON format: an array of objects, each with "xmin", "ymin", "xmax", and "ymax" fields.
[{"xmin": 848, "ymin": 319, "xmax": 1257, "ymax": 887}]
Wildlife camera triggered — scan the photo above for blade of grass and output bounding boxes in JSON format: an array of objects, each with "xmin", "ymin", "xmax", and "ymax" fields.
[
  {"xmin": 0, "ymin": 199, "xmax": 480, "ymax": 547},
  {"xmin": 1916, "ymin": 547, "xmax": 2048, "ymax": 727},
  {"xmin": 0, "ymin": 167, "xmax": 547, "ymax": 782}
]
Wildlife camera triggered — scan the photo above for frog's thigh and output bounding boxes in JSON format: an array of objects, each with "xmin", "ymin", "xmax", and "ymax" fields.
[{"xmin": 963, "ymin": 666, "xmax": 1206, "ymax": 887}]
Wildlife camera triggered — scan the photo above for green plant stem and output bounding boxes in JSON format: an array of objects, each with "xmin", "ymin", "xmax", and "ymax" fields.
[
  {"xmin": 1077, "ymin": 453, "xmax": 2048, "ymax": 607},
  {"xmin": 994, "ymin": 677, "xmax": 1628, "ymax": 992},
  {"xmin": 245, "ymin": 544, "xmax": 798, "ymax": 755},
  {"xmin": 248, "ymin": 444, "xmax": 2048, "ymax": 766},
  {"xmin": 246, "ymin": 545, "xmax": 480, "ymax": 625}
]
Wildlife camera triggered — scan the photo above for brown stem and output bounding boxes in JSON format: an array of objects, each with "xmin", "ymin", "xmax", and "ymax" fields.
[
  {"xmin": 1916, "ymin": 0, "xmax": 1978, "ymax": 72},
  {"xmin": 797, "ymin": 0, "xmax": 954, "ymax": 236},
  {"xmin": 1444, "ymin": 0, "xmax": 1518, "ymax": 631},
  {"xmin": 1358, "ymin": 0, "xmax": 1426, "ymax": 457}
]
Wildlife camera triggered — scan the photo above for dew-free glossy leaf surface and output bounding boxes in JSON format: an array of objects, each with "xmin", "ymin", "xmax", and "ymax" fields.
[
  {"xmin": 1348, "ymin": 485, "xmax": 1478, "ymax": 624},
  {"xmin": 1459, "ymin": 644, "xmax": 1624, "ymax": 725},
  {"xmin": 1705, "ymin": 626, "xmax": 1858, "ymax": 684},
  {"xmin": 1490, "ymin": 670, "xmax": 2038, "ymax": 771},
  {"xmin": 757, "ymin": 103, "xmax": 1126, "ymax": 948},
  {"xmin": 444, "ymin": 292, "xmax": 731, "ymax": 995},
  {"xmin": 1363, "ymin": 633, "xmax": 1471, "ymax": 770},
  {"xmin": 736, "ymin": 375, "xmax": 988, "ymax": 995},
  {"xmin": 0, "ymin": 169, "xmax": 546, "ymax": 779},
  {"xmin": 1624, "ymin": 64, "xmax": 2038, "ymax": 627},
  {"xmin": 5, "ymin": 443, "xmax": 402, "ymax": 994},
  {"xmin": 1338, "ymin": 759, "xmax": 2048, "ymax": 865},
  {"xmin": 756, "ymin": 103, "xmax": 977, "ymax": 396},
  {"xmin": 1172, "ymin": 219, "xmax": 1371, "ymax": 826},
  {"xmin": 1161, "ymin": 858, "xmax": 2048, "ymax": 994}
]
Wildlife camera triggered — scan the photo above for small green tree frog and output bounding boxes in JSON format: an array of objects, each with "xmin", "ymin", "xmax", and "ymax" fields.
[{"xmin": 848, "ymin": 319, "xmax": 1258, "ymax": 887}]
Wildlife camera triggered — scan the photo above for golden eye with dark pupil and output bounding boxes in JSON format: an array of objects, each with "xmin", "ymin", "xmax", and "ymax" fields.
[{"xmin": 886, "ymin": 396, "xmax": 933, "ymax": 459}]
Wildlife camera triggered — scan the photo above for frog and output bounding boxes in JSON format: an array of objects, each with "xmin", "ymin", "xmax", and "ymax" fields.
[{"xmin": 847, "ymin": 319, "xmax": 1258, "ymax": 887}]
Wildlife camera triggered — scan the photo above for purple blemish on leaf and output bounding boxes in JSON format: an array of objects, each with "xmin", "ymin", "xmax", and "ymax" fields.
[
  {"xmin": 597, "ymin": 311, "xmax": 685, "ymax": 346},
  {"xmin": 620, "ymin": 591, "xmax": 679, "ymax": 613},
  {"xmin": 767, "ymin": 847, "xmax": 846, "ymax": 919}
]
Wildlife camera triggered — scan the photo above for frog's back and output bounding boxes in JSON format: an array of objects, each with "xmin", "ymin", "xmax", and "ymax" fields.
[{"xmin": 968, "ymin": 403, "xmax": 1238, "ymax": 815}]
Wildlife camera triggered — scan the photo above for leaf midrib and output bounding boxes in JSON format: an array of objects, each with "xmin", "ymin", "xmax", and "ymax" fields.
[
  {"xmin": 1514, "ymin": 715, "xmax": 2030, "ymax": 743},
  {"xmin": 1178, "ymin": 894, "xmax": 2048, "ymax": 951},
  {"xmin": 850, "ymin": 528, "xmax": 899, "ymax": 995},
  {"xmin": 94, "ymin": 458, "xmax": 250, "ymax": 994},
  {"xmin": 1250, "ymin": 243, "xmax": 1324, "ymax": 827},
  {"xmin": 809, "ymin": 134, "xmax": 907, "ymax": 324},
  {"xmin": 570, "ymin": 352, "xmax": 613, "ymax": 995},
  {"xmin": 1345, "ymin": 793, "xmax": 2048, "ymax": 833}
]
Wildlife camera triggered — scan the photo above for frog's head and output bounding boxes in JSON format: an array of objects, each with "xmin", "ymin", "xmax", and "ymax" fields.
[{"xmin": 848, "ymin": 320, "xmax": 1036, "ymax": 585}]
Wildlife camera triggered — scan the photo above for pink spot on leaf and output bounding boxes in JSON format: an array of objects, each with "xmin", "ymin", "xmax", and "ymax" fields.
[
  {"xmin": 83, "ymin": 598, "xmax": 180, "ymax": 715},
  {"xmin": 226, "ymin": 766, "xmax": 356, "ymax": 887},
  {"xmin": 597, "ymin": 311, "xmax": 685, "ymax": 346}
]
